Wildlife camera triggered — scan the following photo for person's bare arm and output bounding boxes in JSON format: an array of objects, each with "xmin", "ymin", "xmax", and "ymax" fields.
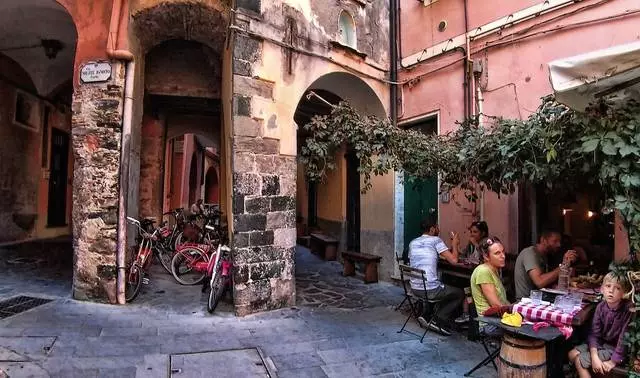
[
  {"xmin": 480, "ymin": 283, "xmax": 504, "ymax": 307},
  {"xmin": 440, "ymin": 234, "xmax": 460, "ymax": 264},
  {"xmin": 528, "ymin": 267, "xmax": 560, "ymax": 289},
  {"xmin": 440, "ymin": 250, "xmax": 458, "ymax": 264}
]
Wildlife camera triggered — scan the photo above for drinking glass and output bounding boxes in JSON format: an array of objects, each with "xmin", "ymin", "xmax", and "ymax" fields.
[
  {"xmin": 554, "ymin": 295, "xmax": 572, "ymax": 312},
  {"xmin": 530, "ymin": 290, "xmax": 543, "ymax": 305},
  {"xmin": 569, "ymin": 292, "xmax": 584, "ymax": 308}
]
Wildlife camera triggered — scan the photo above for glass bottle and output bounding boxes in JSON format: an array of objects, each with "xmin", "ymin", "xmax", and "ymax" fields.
[{"xmin": 558, "ymin": 263, "xmax": 570, "ymax": 292}]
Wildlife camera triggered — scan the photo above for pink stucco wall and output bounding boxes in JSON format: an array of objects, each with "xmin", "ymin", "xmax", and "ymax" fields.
[{"xmin": 399, "ymin": 0, "xmax": 640, "ymax": 254}]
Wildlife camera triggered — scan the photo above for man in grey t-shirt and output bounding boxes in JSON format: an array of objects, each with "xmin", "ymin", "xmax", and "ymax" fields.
[
  {"xmin": 514, "ymin": 230, "xmax": 577, "ymax": 300},
  {"xmin": 408, "ymin": 218, "xmax": 463, "ymax": 335}
]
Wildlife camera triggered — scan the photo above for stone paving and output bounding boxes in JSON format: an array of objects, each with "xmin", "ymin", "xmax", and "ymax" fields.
[
  {"xmin": 295, "ymin": 247, "xmax": 404, "ymax": 309},
  {"xmin": 0, "ymin": 243, "xmax": 495, "ymax": 377}
]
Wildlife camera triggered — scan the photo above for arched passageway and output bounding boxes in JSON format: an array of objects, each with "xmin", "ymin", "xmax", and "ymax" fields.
[
  {"xmin": 0, "ymin": 0, "xmax": 77, "ymax": 297},
  {"xmin": 137, "ymin": 38, "xmax": 224, "ymax": 222},
  {"xmin": 294, "ymin": 72, "xmax": 398, "ymax": 300},
  {"xmin": 128, "ymin": 1, "xmax": 230, "ymax": 310}
]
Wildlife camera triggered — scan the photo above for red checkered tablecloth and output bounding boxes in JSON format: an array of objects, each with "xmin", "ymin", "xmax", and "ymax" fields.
[{"xmin": 513, "ymin": 301, "xmax": 583, "ymax": 326}]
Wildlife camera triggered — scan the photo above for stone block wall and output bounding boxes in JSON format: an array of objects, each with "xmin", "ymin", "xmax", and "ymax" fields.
[
  {"xmin": 71, "ymin": 62, "xmax": 125, "ymax": 303},
  {"xmin": 231, "ymin": 24, "xmax": 297, "ymax": 315}
]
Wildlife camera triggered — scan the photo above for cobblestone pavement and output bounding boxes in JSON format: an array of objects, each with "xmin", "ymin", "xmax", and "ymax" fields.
[
  {"xmin": 295, "ymin": 246, "xmax": 404, "ymax": 309},
  {"xmin": 0, "ymin": 243, "xmax": 495, "ymax": 377}
]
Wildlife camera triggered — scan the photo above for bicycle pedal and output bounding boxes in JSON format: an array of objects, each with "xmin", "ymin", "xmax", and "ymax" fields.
[{"xmin": 142, "ymin": 278, "xmax": 150, "ymax": 285}]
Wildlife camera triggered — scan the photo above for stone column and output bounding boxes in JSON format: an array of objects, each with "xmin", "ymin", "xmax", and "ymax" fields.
[
  {"xmin": 71, "ymin": 62, "xmax": 125, "ymax": 303},
  {"xmin": 231, "ymin": 33, "xmax": 297, "ymax": 316}
]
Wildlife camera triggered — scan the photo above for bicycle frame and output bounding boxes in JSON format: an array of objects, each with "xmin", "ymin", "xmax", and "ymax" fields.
[
  {"xmin": 127, "ymin": 217, "xmax": 160, "ymax": 277},
  {"xmin": 207, "ymin": 242, "xmax": 232, "ymax": 283}
]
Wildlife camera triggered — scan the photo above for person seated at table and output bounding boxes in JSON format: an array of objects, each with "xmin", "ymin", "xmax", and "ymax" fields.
[
  {"xmin": 514, "ymin": 229, "xmax": 578, "ymax": 300},
  {"xmin": 461, "ymin": 221, "xmax": 489, "ymax": 264},
  {"xmin": 548, "ymin": 233, "xmax": 588, "ymax": 269},
  {"xmin": 568, "ymin": 272, "xmax": 632, "ymax": 378},
  {"xmin": 453, "ymin": 220, "xmax": 489, "ymax": 324},
  {"xmin": 409, "ymin": 218, "xmax": 464, "ymax": 335},
  {"xmin": 470, "ymin": 236, "xmax": 509, "ymax": 336}
]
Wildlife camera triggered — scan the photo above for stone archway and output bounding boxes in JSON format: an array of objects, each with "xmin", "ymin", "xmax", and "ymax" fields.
[
  {"xmin": 132, "ymin": 1, "xmax": 229, "ymax": 224},
  {"xmin": 293, "ymin": 72, "xmax": 398, "ymax": 291},
  {"xmin": 0, "ymin": 0, "xmax": 78, "ymax": 297}
]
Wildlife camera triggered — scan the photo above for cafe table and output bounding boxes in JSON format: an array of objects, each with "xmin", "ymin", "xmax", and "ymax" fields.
[
  {"xmin": 478, "ymin": 300, "xmax": 596, "ymax": 378},
  {"xmin": 437, "ymin": 259, "xmax": 477, "ymax": 283}
]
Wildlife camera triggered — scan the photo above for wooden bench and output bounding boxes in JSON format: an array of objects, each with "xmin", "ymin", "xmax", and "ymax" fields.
[
  {"xmin": 342, "ymin": 251, "xmax": 382, "ymax": 283},
  {"xmin": 296, "ymin": 235, "xmax": 311, "ymax": 248},
  {"xmin": 309, "ymin": 233, "xmax": 339, "ymax": 261}
]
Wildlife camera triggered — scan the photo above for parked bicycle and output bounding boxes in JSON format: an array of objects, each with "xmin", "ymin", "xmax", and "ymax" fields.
[
  {"xmin": 125, "ymin": 216, "xmax": 173, "ymax": 301},
  {"xmin": 170, "ymin": 224, "xmax": 233, "ymax": 312},
  {"xmin": 205, "ymin": 239, "xmax": 233, "ymax": 313}
]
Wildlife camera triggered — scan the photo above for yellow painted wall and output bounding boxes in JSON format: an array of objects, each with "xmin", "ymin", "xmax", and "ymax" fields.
[
  {"xmin": 316, "ymin": 149, "xmax": 346, "ymax": 223},
  {"xmin": 361, "ymin": 170, "xmax": 394, "ymax": 231}
]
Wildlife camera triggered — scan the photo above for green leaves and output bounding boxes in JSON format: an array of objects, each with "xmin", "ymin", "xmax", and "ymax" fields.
[{"xmin": 582, "ymin": 138, "xmax": 600, "ymax": 152}]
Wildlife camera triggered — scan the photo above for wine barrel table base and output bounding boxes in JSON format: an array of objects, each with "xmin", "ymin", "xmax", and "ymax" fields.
[{"xmin": 499, "ymin": 334, "xmax": 546, "ymax": 378}]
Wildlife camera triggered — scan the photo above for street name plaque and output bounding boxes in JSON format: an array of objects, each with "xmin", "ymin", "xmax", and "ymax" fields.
[{"xmin": 80, "ymin": 62, "xmax": 112, "ymax": 83}]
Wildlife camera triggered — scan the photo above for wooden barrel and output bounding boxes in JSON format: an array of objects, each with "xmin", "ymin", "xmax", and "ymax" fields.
[{"xmin": 498, "ymin": 334, "xmax": 546, "ymax": 378}]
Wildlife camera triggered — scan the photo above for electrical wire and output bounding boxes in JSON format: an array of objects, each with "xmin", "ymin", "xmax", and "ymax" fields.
[{"xmin": 230, "ymin": 5, "xmax": 640, "ymax": 87}]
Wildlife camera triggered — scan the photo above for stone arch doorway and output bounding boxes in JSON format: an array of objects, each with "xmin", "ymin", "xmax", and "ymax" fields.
[
  {"xmin": 0, "ymin": 0, "xmax": 77, "ymax": 281},
  {"xmin": 294, "ymin": 72, "xmax": 396, "ymax": 287},
  {"xmin": 132, "ymin": 1, "xmax": 230, "ymax": 224}
]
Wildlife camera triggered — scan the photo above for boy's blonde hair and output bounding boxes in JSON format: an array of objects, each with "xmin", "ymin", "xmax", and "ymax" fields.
[{"xmin": 603, "ymin": 272, "xmax": 632, "ymax": 294}]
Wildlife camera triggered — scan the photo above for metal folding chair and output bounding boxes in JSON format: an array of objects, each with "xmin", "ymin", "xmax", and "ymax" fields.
[
  {"xmin": 394, "ymin": 251, "xmax": 410, "ymax": 311},
  {"xmin": 464, "ymin": 297, "xmax": 500, "ymax": 376},
  {"xmin": 397, "ymin": 264, "xmax": 446, "ymax": 342}
]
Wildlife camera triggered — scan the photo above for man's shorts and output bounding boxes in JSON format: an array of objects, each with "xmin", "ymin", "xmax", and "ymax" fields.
[{"xmin": 575, "ymin": 343, "xmax": 616, "ymax": 368}]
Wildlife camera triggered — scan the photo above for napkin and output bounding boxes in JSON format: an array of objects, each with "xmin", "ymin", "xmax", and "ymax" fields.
[
  {"xmin": 501, "ymin": 312, "xmax": 523, "ymax": 327},
  {"xmin": 520, "ymin": 298, "xmax": 551, "ymax": 306}
]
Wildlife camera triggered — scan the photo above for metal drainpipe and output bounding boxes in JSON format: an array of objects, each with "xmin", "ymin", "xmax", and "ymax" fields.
[
  {"xmin": 390, "ymin": 0, "xmax": 398, "ymax": 126},
  {"xmin": 116, "ymin": 60, "xmax": 135, "ymax": 305}
]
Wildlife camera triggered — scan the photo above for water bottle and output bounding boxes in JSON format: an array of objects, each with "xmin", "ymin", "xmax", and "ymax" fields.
[{"xmin": 558, "ymin": 263, "xmax": 570, "ymax": 292}]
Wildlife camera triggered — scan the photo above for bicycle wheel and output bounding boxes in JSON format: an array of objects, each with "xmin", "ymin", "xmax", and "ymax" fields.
[
  {"xmin": 171, "ymin": 247, "xmax": 209, "ymax": 285},
  {"xmin": 156, "ymin": 245, "xmax": 173, "ymax": 274},
  {"xmin": 207, "ymin": 271, "xmax": 226, "ymax": 313},
  {"xmin": 173, "ymin": 231, "xmax": 184, "ymax": 251},
  {"xmin": 125, "ymin": 264, "xmax": 143, "ymax": 302}
]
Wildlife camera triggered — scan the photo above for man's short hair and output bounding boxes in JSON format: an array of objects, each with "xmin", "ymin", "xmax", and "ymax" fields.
[
  {"xmin": 420, "ymin": 218, "xmax": 438, "ymax": 233},
  {"xmin": 539, "ymin": 229, "xmax": 561, "ymax": 241}
]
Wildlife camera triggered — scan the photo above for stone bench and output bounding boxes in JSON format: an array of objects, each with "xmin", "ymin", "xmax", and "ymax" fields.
[
  {"xmin": 342, "ymin": 251, "xmax": 382, "ymax": 284},
  {"xmin": 309, "ymin": 233, "xmax": 339, "ymax": 261}
]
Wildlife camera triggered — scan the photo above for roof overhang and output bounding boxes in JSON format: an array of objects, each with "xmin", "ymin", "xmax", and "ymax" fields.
[{"xmin": 548, "ymin": 41, "xmax": 640, "ymax": 111}]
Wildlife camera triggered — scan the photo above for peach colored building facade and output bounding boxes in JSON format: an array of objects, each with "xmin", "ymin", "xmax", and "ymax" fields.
[{"xmin": 397, "ymin": 0, "xmax": 639, "ymax": 258}]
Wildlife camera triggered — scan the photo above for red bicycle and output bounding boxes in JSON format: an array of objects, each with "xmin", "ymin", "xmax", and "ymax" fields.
[
  {"xmin": 170, "ymin": 225, "xmax": 233, "ymax": 312},
  {"xmin": 125, "ymin": 216, "xmax": 172, "ymax": 301}
]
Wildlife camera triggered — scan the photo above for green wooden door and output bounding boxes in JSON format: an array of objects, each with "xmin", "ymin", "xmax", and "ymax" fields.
[
  {"xmin": 403, "ymin": 176, "xmax": 438, "ymax": 250},
  {"xmin": 403, "ymin": 116, "xmax": 438, "ymax": 251}
]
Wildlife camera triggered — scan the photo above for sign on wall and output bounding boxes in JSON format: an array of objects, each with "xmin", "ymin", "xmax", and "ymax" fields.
[{"xmin": 80, "ymin": 62, "xmax": 112, "ymax": 83}]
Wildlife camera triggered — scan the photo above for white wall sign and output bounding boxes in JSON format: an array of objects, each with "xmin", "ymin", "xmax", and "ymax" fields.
[{"xmin": 80, "ymin": 62, "xmax": 112, "ymax": 83}]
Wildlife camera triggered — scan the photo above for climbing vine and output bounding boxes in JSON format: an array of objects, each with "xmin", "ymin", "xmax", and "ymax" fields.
[{"xmin": 299, "ymin": 97, "xmax": 640, "ymax": 252}]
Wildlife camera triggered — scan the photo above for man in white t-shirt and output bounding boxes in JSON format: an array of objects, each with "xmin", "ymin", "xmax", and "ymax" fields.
[{"xmin": 409, "ymin": 218, "xmax": 463, "ymax": 335}]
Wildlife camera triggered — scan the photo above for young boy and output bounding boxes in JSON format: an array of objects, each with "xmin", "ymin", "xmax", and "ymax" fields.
[{"xmin": 568, "ymin": 272, "xmax": 632, "ymax": 377}]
